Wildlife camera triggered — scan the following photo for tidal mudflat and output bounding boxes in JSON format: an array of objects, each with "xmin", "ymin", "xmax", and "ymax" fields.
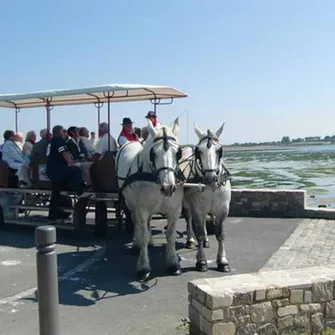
[{"xmin": 224, "ymin": 144, "xmax": 335, "ymax": 208}]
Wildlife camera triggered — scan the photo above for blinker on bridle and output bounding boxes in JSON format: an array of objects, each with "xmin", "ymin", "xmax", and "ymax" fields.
[
  {"xmin": 195, "ymin": 130, "xmax": 223, "ymax": 174},
  {"xmin": 149, "ymin": 127, "xmax": 181, "ymax": 175}
]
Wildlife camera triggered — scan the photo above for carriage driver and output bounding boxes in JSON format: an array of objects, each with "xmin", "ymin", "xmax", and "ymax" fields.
[
  {"xmin": 142, "ymin": 111, "xmax": 161, "ymax": 141},
  {"xmin": 117, "ymin": 117, "xmax": 139, "ymax": 147}
]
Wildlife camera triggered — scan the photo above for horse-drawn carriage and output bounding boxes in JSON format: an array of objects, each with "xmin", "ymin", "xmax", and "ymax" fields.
[
  {"xmin": 0, "ymin": 83, "xmax": 232, "ymax": 280},
  {"xmin": 0, "ymin": 84, "xmax": 188, "ymax": 234}
]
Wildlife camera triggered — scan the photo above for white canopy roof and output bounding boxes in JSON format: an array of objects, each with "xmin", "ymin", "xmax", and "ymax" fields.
[{"xmin": 0, "ymin": 84, "xmax": 188, "ymax": 109}]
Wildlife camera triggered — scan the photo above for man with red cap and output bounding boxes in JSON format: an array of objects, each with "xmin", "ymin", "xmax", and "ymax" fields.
[
  {"xmin": 118, "ymin": 117, "xmax": 139, "ymax": 147},
  {"xmin": 142, "ymin": 111, "xmax": 162, "ymax": 141}
]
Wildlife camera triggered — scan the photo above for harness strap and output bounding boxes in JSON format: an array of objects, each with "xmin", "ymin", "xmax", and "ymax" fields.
[{"xmin": 121, "ymin": 171, "xmax": 158, "ymax": 192}]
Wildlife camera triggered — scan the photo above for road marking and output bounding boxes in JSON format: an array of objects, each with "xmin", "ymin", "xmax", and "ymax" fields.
[
  {"xmin": 0, "ymin": 243, "xmax": 106, "ymax": 306},
  {"xmin": 1, "ymin": 260, "xmax": 21, "ymax": 266}
]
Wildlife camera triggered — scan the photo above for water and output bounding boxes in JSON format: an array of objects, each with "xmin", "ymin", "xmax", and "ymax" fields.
[{"xmin": 223, "ymin": 144, "xmax": 335, "ymax": 208}]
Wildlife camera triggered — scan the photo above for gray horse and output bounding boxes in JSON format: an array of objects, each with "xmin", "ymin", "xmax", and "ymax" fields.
[
  {"xmin": 181, "ymin": 123, "xmax": 231, "ymax": 272},
  {"xmin": 116, "ymin": 119, "xmax": 183, "ymax": 281}
]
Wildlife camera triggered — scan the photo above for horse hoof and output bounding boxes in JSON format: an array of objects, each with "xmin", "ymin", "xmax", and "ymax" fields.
[
  {"xmin": 136, "ymin": 268, "xmax": 151, "ymax": 282},
  {"xmin": 196, "ymin": 261, "xmax": 208, "ymax": 272},
  {"xmin": 167, "ymin": 265, "xmax": 182, "ymax": 276},
  {"xmin": 186, "ymin": 240, "xmax": 196, "ymax": 249},
  {"xmin": 203, "ymin": 240, "xmax": 210, "ymax": 248},
  {"xmin": 217, "ymin": 263, "xmax": 231, "ymax": 273}
]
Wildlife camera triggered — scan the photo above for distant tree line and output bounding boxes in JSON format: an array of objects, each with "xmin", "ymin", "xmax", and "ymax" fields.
[{"xmin": 227, "ymin": 135, "xmax": 335, "ymax": 147}]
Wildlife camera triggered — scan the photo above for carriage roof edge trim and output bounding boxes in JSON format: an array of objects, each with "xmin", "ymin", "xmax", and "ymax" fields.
[{"xmin": 0, "ymin": 84, "xmax": 188, "ymax": 109}]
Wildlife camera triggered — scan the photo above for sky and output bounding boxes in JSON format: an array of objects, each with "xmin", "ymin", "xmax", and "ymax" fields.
[{"xmin": 1, "ymin": 0, "xmax": 335, "ymax": 145}]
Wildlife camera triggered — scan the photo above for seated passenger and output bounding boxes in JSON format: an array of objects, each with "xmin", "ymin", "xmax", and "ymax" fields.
[
  {"xmin": 134, "ymin": 127, "xmax": 144, "ymax": 143},
  {"xmin": 63, "ymin": 128, "xmax": 69, "ymax": 141},
  {"xmin": 2, "ymin": 130, "xmax": 31, "ymax": 187},
  {"xmin": 92, "ymin": 122, "xmax": 118, "ymax": 161},
  {"xmin": 117, "ymin": 118, "xmax": 139, "ymax": 147},
  {"xmin": 46, "ymin": 125, "xmax": 84, "ymax": 221},
  {"xmin": 90, "ymin": 131, "xmax": 96, "ymax": 145},
  {"xmin": 66, "ymin": 126, "xmax": 88, "ymax": 162},
  {"xmin": 22, "ymin": 130, "xmax": 36, "ymax": 160},
  {"xmin": 141, "ymin": 126, "xmax": 149, "ymax": 141},
  {"xmin": 14, "ymin": 132, "xmax": 24, "ymax": 150},
  {"xmin": 79, "ymin": 127, "xmax": 96, "ymax": 159},
  {"xmin": 30, "ymin": 129, "xmax": 50, "ymax": 163}
]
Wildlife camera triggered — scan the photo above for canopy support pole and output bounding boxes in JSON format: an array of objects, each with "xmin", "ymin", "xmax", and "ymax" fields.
[
  {"xmin": 45, "ymin": 99, "xmax": 53, "ymax": 134},
  {"xmin": 147, "ymin": 89, "xmax": 174, "ymax": 116},
  {"xmin": 88, "ymin": 94, "xmax": 104, "ymax": 136},
  {"xmin": 15, "ymin": 107, "xmax": 20, "ymax": 133},
  {"xmin": 103, "ymin": 91, "xmax": 115, "ymax": 152},
  {"xmin": 107, "ymin": 96, "xmax": 110, "ymax": 151},
  {"xmin": 94, "ymin": 100, "xmax": 103, "ymax": 136}
]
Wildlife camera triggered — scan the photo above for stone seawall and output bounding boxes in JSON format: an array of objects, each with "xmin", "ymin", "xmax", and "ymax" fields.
[
  {"xmin": 230, "ymin": 189, "xmax": 335, "ymax": 219},
  {"xmin": 230, "ymin": 189, "xmax": 306, "ymax": 218},
  {"xmin": 188, "ymin": 266, "xmax": 335, "ymax": 335}
]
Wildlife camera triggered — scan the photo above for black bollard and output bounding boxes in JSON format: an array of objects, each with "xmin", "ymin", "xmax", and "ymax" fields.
[{"xmin": 35, "ymin": 226, "xmax": 60, "ymax": 335}]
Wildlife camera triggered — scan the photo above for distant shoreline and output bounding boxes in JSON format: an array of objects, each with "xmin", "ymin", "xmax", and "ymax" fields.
[{"xmin": 223, "ymin": 141, "xmax": 334, "ymax": 151}]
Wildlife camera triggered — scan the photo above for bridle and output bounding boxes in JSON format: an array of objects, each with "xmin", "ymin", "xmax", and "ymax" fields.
[
  {"xmin": 149, "ymin": 127, "xmax": 182, "ymax": 178},
  {"xmin": 194, "ymin": 130, "xmax": 223, "ymax": 176}
]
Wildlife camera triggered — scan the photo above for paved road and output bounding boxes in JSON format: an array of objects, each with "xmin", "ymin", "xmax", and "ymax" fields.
[
  {"xmin": 0, "ymin": 217, "xmax": 300, "ymax": 335},
  {"xmin": 261, "ymin": 218, "xmax": 335, "ymax": 271}
]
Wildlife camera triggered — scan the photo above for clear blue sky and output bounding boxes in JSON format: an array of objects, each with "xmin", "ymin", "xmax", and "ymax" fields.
[{"xmin": 1, "ymin": 0, "xmax": 335, "ymax": 145}]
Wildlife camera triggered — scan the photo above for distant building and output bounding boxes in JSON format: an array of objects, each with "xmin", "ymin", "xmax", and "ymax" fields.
[{"xmin": 305, "ymin": 136, "xmax": 321, "ymax": 142}]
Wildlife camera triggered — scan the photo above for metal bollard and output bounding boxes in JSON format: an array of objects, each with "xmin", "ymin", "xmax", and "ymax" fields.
[{"xmin": 35, "ymin": 226, "xmax": 60, "ymax": 335}]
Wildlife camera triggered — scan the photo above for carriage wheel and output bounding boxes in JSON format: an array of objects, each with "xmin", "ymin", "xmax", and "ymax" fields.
[{"xmin": 205, "ymin": 214, "xmax": 215, "ymax": 235}]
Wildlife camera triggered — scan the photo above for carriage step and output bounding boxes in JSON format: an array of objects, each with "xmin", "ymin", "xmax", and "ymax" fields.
[{"xmin": 9, "ymin": 205, "xmax": 75, "ymax": 213}]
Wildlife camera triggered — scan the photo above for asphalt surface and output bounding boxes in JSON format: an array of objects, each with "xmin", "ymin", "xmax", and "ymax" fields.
[{"xmin": 0, "ymin": 217, "xmax": 300, "ymax": 335}]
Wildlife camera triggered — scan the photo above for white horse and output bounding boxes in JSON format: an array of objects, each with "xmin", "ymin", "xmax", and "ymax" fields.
[
  {"xmin": 116, "ymin": 119, "xmax": 183, "ymax": 281},
  {"xmin": 181, "ymin": 123, "xmax": 232, "ymax": 272}
]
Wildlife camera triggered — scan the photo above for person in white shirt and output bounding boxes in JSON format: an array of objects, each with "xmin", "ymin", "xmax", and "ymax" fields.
[
  {"xmin": 2, "ymin": 130, "xmax": 31, "ymax": 187},
  {"xmin": 14, "ymin": 132, "xmax": 24, "ymax": 150},
  {"xmin": 92, "ymin": 122, "xmax": 117, "ymax": 161},
  {"xmin": 79, "ymin": 127, "xmax": 97, "ymax": 159},
  {"xmin": 90, "ymin": 131, "xmax": 96, "ymax": 145},
  {"xmin": 22, "ymin": 130, "xmax": 37, "ymax": 159}
]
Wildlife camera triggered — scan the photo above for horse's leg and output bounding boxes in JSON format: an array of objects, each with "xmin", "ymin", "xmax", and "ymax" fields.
[
  {"xmin": 148, "ymin": 216, "xmax": 154, "ymax": 248},
  {"xmin": 203, "ymin": 216, "xmax": 210, "ymax": 248},
  {"xmin": 134, "ymin": 212, "xmax": 152, "ymax": 281},
  {"xmin": 184, "ymin": 207, "xmax": 196, "ymax": 249},
  {"xmin": 131, "ymin": 216, "xmax": 152, "ymax": 255},
  {"xmin": 165, "ymin": 210, "xmax": 182, "ymax": 276},
  {"xmin": 215, "ymin": 210, "xmax": 230, "ymax": 273},
  {"xmin": 193, "ymin": 213, "xmax": 208, "ymax": 272}
]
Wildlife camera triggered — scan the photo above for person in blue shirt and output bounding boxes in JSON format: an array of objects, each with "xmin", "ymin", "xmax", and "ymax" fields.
[{"xmin": 46, "ymin": 125, "xmax": 84, "ymax": 221}]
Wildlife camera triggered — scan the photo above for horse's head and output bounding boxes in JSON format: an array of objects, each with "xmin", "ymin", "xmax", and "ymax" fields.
[
  {"xmin": 194, "ymin": 122, "xmax": 225, "ymax": 186},
  {"xmin": 146, "ymin": 118, "xmax": 181, "ymax": 196}
]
